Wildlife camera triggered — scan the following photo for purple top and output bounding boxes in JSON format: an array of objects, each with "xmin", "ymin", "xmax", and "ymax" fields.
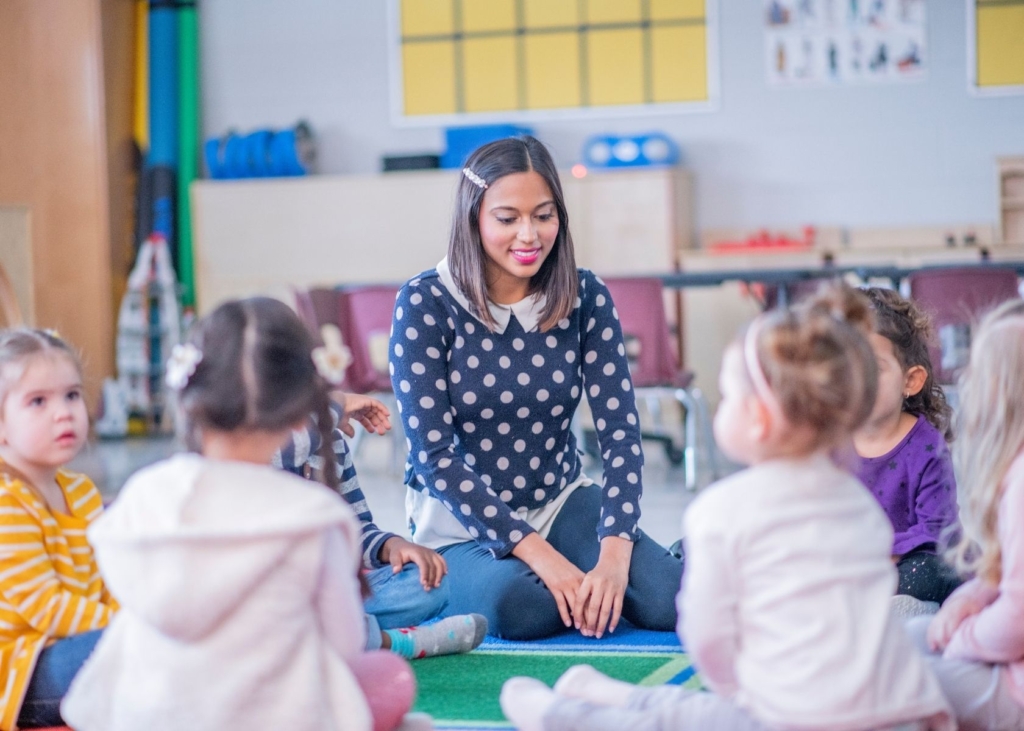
[{"xmin": 856, "ymin": 415, "xmax": 958, "ymax": 557}]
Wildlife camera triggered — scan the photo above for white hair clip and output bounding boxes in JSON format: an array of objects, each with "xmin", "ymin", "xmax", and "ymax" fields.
[
  {"xmin": 462, "ymin": 167, "xmax": 488, "ymax": 189},
  {"xmin": 166, "ymin": 343, "xmax": 203, "ymax": 391},
  {"xmin": 311, "ymin": 324, "xmax": 352, "ymax": 386}
]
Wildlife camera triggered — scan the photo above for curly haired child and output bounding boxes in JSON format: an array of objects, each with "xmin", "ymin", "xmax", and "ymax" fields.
[{"xmin": 854, "ymin": 288, "xmax": 961, "ymax": 617}]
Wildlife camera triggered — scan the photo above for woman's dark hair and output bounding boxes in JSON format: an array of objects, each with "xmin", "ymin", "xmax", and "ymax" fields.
[
  {"xmin": 177, "ymin": 297, "xmax": 340, "ymax": 493},
  {"xmin": 863, "ymin": 287, "xmax": 953, "ymax": 441},
  {"xmin": 448, "ymin": 135, "xmax": 578, "ymax": 333}
]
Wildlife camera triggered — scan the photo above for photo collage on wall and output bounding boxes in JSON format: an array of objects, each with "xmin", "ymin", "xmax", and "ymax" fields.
[{"xmin": 764, "ymin": 0, "xmax": 927, "ymax": 86}]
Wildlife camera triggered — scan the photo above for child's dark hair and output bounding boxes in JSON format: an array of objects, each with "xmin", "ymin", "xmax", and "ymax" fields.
[
  {"xmin": 862, "ymin": 287, "xmax": 953, "ymax": 441},
  {"xmin": 449, "ymin": 135, "xmax": 578, "ymax": 333},
  {"xmin": 176, "ymin": 297, "xmax": 340, "ymax": 493},
  {"xmin": 746, "ymin": 283, "xmax": 879, "ymax": 449}
]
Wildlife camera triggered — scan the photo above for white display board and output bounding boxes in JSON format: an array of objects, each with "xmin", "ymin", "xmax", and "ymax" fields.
[{"xmin": 764, "ymin": 0, "xmax": 926, "ymax": 86}]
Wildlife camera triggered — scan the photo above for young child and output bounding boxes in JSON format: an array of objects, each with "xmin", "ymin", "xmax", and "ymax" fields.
[
  {"xmin": 854, "ymin": 288, "xmax": 961, "ymax": 615},
  {"xmin": 62, "ymin": 298, "xmax": 416, "ymax": 731},
  {"xmin": 500, "ymin": 286, "xmax": 954, "ymax": 731},
  {"xmin": 276, "ymin": 399, "xmax": 488, "ymax": 659},
  {"xmin": 906, "ymin": 298, "xmax": 1024, "ymax": 730},
  {"xmin": 0, "ymin": 329, "xmax": 117, "ymax": 730}
]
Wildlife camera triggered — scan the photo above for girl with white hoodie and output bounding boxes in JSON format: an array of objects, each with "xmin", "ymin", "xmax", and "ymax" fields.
[{"xmin": 63, "ymin": 297, "xmax": 417, "ymax": 731}]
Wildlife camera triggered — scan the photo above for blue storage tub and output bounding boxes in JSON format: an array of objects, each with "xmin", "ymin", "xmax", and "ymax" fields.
[{"xmin": 441, "ymin": 124, "xmax": 534, "ymax": 169}]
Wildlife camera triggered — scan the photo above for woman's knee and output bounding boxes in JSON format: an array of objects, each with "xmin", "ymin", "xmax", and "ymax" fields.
[
  {"xmin": 480, "ymin": 575, "xmax": 565, "ymax": 640},
  {"xmin": 622, "ymin": 538, "xmax": 682, "ymax": 631}
]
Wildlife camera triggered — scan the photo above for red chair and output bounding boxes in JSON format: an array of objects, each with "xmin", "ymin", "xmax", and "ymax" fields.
[
  {"xmin": 292, "ymin": 284, "xmax": 406, "ymax": 471},
  {"xmin": 336, "ymin": 285, "xmax": 406, "ymax": 471},
  {"xmin": 336, "ymin": 285, "xmax": 401, "ymax": 394},
  {"xmin": 601, "ymin": 277, "xmax": 718, "ymax": 490},
  {"xmin": 908, "ymin": 267, "xmax": 1021, "ymax": 385}
]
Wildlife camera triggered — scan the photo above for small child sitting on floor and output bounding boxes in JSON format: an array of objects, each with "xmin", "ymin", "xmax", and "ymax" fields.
[
  {"xmin": 908, "ymin": 298, "xmax": 1024, "ymax": 730},
  {"xmin": 63, "ymin": 298, "xmax": 418, "ymax": 731},
  {"xmin": 0, "ymin": 329, "xmax": 118, "ymax": 730},
  {"xmin": 854, "ymin": 288, "xmax": 961, "ymax": 617},
  {"xmin": 499, "ymin": 285, "xmax": 953, "ymax": 731}
]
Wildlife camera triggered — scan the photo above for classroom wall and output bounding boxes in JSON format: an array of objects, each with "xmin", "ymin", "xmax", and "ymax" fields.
[{"xmin": 200, "ymin": 1, "xmax": 1024, "ymax": 233}]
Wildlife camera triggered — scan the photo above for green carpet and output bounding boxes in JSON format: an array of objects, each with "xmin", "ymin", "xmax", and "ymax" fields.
[{"xmin": 412, "ymin": 650, "xmax": 695, "ymax": 728}]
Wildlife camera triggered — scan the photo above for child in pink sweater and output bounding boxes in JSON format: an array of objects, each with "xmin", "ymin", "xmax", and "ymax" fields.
[{"xmin": 908, "ymin": 298, "xmax": 1024, "ymax": 730}]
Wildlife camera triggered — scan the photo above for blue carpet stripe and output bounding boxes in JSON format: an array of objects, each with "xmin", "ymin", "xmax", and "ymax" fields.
[{"xmin": 480, "ymin": 625, "xmax": 682, "ymax": 653}]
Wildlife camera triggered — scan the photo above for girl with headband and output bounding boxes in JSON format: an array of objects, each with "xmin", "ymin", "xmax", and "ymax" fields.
[{"xmin": 501, "ymin": 284, "xmax": 954, "ymax": 731}]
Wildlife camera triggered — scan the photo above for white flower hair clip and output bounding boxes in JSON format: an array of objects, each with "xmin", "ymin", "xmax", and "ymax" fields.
[
  {"xmin": 312, "ymin": 324, "xmax": 352, "ymax": 386},
  {"xmin": 166, "ymin": 343, "xmax": 203, "ymax": 391},
  {"xmin": 462, "ymin": 167, "xmax": 488, "ymax": 189}
]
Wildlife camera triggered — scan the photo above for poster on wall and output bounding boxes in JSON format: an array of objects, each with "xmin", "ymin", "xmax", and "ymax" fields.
[
  {"xmin": 388, "ymin": 0, "xmax": 720, "ymax": 124},
  {"xmin": 764, "ymin": 0, "xmax": 927, "ymax": 87}
]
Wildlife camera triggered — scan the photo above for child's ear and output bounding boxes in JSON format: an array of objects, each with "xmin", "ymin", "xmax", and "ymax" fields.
[
  {"xmin": 903, "ymin": 365, "xmax": 929, "ymax": 398},
  {"xmin": 746, "ymin": 395, "xmax": 772, "ymax": 442}
]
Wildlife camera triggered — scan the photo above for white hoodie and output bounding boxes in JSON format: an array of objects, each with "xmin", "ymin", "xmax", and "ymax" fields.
[{"xmin": 62, "ymin": 454, "xmax": 372, "ymax": 731}]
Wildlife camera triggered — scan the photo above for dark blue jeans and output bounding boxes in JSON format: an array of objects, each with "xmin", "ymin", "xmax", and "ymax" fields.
[
  {"xmin": 439, "ymin": 485, "xmax": 683, "ymax": 640},
  {"xmin": 18, "ymin": 629, "xmax": 103, "ymax": 728}
]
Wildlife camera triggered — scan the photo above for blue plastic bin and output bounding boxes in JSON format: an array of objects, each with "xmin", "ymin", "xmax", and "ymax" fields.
[{"xmin": 441, "ymin": 124, "xmax": 534, "ymax": 169}]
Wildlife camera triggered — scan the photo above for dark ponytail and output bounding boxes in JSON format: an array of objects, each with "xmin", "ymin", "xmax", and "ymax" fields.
[{"xmin": 177, "ymin": 297, "xmax": 342, "ymax": 493}]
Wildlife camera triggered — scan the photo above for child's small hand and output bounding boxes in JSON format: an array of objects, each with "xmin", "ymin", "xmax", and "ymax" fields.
[
  {"xmin": 337, "ymin": 393, "xmax": 392, "ymax": 437},
  {"xmin": 927, "ymin": 592, "xmax": 985, "ymax": 652},
  {"xmin": 378, "ymin": 536, "xmax": 447, "ymax": 591}
]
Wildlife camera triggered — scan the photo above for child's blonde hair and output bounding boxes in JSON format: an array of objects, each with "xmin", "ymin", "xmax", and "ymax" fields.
[
  {"xmin": 948, "ymin": 299, "xmax": 1024, "ymax": 584},
  {"xmin": 745, "ymin": 283, "xmax": 878, "ymax": 450},
  {"xmin": 0, "ymin": 329, "xmax": 84, "ymax": 488},
  {"xmin": 0, "ymin": 329, "xmax": 82, "ymax": 408}
]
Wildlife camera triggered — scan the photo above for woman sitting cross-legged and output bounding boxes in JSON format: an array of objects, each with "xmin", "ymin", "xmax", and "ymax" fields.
[{"xmin": 389, "ymin": 135, "xmax": 682, "ymax": 641}]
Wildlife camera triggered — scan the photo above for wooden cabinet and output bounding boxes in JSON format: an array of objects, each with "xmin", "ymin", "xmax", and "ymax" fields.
[
  {"xmin": 191, "ymin": 166, "xmax": 694, "ymax": 312},
  {"xmin": 999, "ymin": 157, "xmax": 1024, "ymax": 246}
]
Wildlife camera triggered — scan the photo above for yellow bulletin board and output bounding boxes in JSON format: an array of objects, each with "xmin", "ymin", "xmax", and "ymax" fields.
[
  {"xmin": 968, "ymin": 0, "xmax": 1024, "ymax": 95},
  {"xmin": 388, "ymin": 0, "xmax": 718, "ymax": 123}
]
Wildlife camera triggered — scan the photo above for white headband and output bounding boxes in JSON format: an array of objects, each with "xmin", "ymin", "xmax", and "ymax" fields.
[{"xmin": 744, "ymin": 316, "xmax": 787, "ymax": 425}]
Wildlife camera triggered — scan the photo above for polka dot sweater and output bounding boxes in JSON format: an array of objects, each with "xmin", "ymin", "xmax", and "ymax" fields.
[{"xmin": 389, "ymin": 267, "xmax": 644, "ymax": 558}]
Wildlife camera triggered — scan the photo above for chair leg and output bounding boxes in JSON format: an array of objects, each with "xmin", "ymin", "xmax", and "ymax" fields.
[
  {"xmin": 645, "ymin": 395, "xmax": 664, "ymax": 436},
  {"xmin": 348, "ymin": 422, "xmax": 366, "ymax": 457},
  {"xmin": 383, "ymin": 393, "xmax": 407, "ymax": 476},
  {"xmin": 570, "ymin": 411, "xmax": 588, "ymax": 464},
  {"xmin": 690, "ymin": 387, "xmax": 720, "ymax": 482},
  {"xmin": 673, "ymin": 388, "xmax": 700, "ymax": 491}
]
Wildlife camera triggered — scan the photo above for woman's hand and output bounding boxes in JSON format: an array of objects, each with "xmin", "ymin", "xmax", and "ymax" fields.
[
  {"xmin": 574, "ymin": 536, "xmax": 633, "ymax": 638},
  {"xmin": 513, "ymin": 533, "xmax": 585, "ymax": 628},
  {"xmin": 927, "ymin": 585, "xmax": 991, "ymax": 652},
  {"xmin": 336, "ymin": 393, "xmax": 391, "ymax": 437},
  {"xmin": 378, "ymin": 536, "xmax": 447, "ymax": 591}
]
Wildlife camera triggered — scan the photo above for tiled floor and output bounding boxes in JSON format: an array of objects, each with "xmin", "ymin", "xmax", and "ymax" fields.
[{"xmin": 69, "ymin": 422, "xmax": 730, "ymax": 549}]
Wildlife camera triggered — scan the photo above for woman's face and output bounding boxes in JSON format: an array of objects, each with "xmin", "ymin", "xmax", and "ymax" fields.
[{"xmin": 477, "ymin": 171, "xmax": 560, "ymax": 302}]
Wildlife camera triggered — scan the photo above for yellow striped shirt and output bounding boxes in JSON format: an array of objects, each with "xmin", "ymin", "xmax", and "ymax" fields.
[{"xmin": 0, "ymin": 468, "xmax": 116, "ymax": 730}]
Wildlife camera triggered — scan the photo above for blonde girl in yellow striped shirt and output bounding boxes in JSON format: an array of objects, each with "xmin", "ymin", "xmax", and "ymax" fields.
[{"xmin": 0, "ymin": 329, "xmax": 115, "ymax": 730}]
